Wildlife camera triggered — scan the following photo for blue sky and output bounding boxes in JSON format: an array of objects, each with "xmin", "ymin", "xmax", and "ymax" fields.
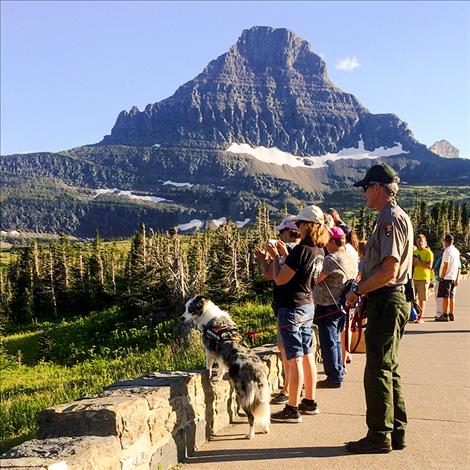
[{"xmin": 1, "ymin": 1, "xmax": 469, "ymax": 157}]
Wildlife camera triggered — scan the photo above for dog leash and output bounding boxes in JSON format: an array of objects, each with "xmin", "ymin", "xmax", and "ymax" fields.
[
  {"xmin": 347, "ymin": 307, "xmax": 367, "ymax": 353},
  {"xmin": 243, "ymin": 326, "xmax": 277, "ymax": 342}
]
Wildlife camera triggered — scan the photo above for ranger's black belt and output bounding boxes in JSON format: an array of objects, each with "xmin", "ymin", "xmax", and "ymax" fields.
[{"xmin": 369, "ymin": 284, "xmax": 405, "ymax": 296}]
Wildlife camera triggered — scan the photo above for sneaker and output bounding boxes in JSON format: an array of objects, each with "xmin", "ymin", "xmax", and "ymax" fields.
[
  {"xmin": 271, "ymin": 391, "xmax": 289, "ymax": 404},
  {"xmin": 435, "ymin": 315, "xmax": 449, "ymax": 322},
  {"xmin": 317, "ymin": 379, "xmax": 341, "ymax": 388},
  {"xmin": 449, "ymin": 314, "xmax": 455, "ymax": 321},
  {"xmin": 346, "ymin": 436, "xmax": 392, "ymax": 454},
  {"xmin": 298, "ymin": 398, "xmax": 320, "ymax": 415},
  {"xmin": 271, "ymin": 405, "xmax": 302, "ymax": 423}
]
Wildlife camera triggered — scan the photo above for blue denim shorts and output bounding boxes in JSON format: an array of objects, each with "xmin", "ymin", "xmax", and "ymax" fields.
[{"xmin": 277, "ymin": 303, "xmax": 315, "ymax": 360}]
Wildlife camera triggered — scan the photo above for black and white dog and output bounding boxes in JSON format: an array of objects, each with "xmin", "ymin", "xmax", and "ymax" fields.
[{"xmin": 181, "ymin": 295, "xmax": 271, "ymax": 439}]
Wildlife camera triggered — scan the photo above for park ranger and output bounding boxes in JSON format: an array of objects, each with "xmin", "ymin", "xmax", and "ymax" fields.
[{"xmin": 345, "ymin": 163, "xmax": 414, "ymax": 454}]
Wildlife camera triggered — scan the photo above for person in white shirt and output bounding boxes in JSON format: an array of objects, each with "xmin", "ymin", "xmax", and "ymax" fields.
[{"xmin": 436, "ymin": 234, "xmax": 461, "ymax": 322}]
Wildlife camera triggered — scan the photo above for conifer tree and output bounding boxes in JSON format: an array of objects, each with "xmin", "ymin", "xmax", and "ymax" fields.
[
  {"xmin": 187, "ymin": 231, "xmax": 211, "ymax": 296},
  {"xmin": 0, "ymin": 269, "xmax": 11, "ymax": 326},
  {"xmin": 165, "ymin": 232, "xmax": 189, "ymax": 307},
  {"xmin": 356, "ymin": 207, "xmax": 367, "ymax": 240},
  {"xmin": 47, "ymin": 248, "xmax": 58, "ymax": 320},
  {"xmin": 87, "ymin": 231, "xmax": 106, "ymax": 305},
  {"xmin": 10, "ymin": 247, "xmax": 35, "ymax": 322},
  {"xmin": 207, "ymin": 222, "xmax": 247, "ymax": 303}
]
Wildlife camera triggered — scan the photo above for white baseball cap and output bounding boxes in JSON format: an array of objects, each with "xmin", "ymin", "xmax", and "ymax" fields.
[
  {"xmin": 275, "ymin": 215, "xmax": 298, "ymax": 231},
  {"xmin": 290, "ymin": 205, "xmax": 325, "ymax": 225}
]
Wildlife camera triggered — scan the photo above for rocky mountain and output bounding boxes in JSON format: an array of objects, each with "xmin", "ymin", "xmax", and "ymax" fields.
[
  {"xmin": 1, "ymin": 26, "xmax": 469, "ymax": 238},
  {"xmin": 429, "ymin": 140, "xmax": 460, "ymax": 158},
  {"xmin": 103, "ymin": 26, "xmax": 420, "ymax": 156}
]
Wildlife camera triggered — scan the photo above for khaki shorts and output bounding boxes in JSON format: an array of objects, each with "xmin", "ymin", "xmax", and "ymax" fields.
[{"xmin": 414, "ymin": 280, "xmax": 430, "ymax": 302}]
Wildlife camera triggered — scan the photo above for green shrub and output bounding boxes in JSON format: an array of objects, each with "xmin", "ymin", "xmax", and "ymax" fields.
[
  {"xmin": 0, "ymin": 327, "xmax": 205, "ymax": 453},
  {"xmin": 0, "ymin": 301, "xmax": 271, "ymax": 453}
]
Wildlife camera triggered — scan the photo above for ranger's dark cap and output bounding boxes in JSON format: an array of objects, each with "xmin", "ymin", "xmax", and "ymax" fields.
[{"xmin": 353, "ymin": 163, "xmax": 400, "ymax": 187}]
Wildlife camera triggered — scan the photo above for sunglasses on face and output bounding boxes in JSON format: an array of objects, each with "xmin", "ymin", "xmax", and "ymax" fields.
[
  {"xmin": 279, "ymin": 228, "xmax": 295, "ymax": 234},
  {"xmin": 295, "ymin": 221, "xmax": 304, "ymax": 228},
  {"xmin": 362, "ymin": 182, "xmax": 380, "ymax": 192}
]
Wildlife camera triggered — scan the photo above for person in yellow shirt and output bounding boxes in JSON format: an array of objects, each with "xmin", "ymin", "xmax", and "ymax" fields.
[{"xmin": 412, "ymin": 234, "xmax": 434, "ymax": 323}]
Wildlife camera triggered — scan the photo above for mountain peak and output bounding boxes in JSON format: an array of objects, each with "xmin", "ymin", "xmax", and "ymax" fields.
[
  {"xmin": 429, "ymin": 139, "xmax": 460, "ymax": 158},
  {"xmin": 237, "ymin": 26, "xmax": 306, "ymax": 53},
  {"xmin": 231, "ymin": 26, "xmax": 325, "ymax": 77},
  {"xmin": 102, "ymin": 26, "xmax": 418, "ymax": 156}
]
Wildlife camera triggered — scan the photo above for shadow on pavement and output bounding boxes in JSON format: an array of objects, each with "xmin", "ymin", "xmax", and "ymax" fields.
[
  {"xmin": 186, "ymin": 445, "xmax": 350, "ymax": 463},
  {"xmin": 405, "ymin": 329, "xmax": 470, "ymax": 335}
]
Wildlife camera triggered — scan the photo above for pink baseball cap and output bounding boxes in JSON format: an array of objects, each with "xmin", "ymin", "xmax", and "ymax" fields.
[{"xmin": 329, "ymin": 226, "xmax": 345, "ymax": 239}]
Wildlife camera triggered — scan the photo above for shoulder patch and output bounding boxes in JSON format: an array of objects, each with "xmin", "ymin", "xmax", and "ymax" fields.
[{"xmin": 385, "ymin": 223, "xmax": 393, "ymax": 237}]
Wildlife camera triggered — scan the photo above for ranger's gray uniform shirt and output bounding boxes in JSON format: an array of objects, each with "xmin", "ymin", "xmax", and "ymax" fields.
[{"xmin": 362, "ymin": 201, "xmax": 414, "ymax": 286}]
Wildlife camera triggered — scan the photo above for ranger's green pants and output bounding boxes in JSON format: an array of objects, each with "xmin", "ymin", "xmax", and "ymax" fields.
[{"xmin": 364, "ymin": 289, "xmax": 409, "ymax": 445}]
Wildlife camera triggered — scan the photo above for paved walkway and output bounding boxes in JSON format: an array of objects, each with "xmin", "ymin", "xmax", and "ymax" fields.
[{"xmin": 184, "ymin": 280, "xmax": 470, "ymax": 470}]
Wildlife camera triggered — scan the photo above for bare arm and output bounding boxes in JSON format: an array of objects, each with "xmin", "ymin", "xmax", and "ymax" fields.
[
  {"xmin": 254, "ymin": 248, "xmax": 274, "ymax": 280},
  {"xmin": 266, "ymin": 244, "xmax": 296, "ymax": 286},
  {"xmin": 261, "ymin": 258, "xmax": 274, "ymax": 281},
  {"xmin": 440, "ymin": 262, "xmax": 449, "ymax": 280},
  {"xmin": 413, "ymin": 257, "xmax": 431, "ymax": 270},
  {"xmin": 316, "ymin": 271, "xmax": 328, "ymax": 284}
]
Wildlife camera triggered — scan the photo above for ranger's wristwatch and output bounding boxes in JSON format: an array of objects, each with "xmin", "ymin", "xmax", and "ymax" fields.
[{"xmin": 351, "ymin": 282, "xmax": 362, "ymax": 296}]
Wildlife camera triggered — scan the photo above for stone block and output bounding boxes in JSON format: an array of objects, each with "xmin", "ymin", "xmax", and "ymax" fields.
[
  {"xmin": 120, "ymin": 433, "xmax": 154, "ymax": 470},
  {"xmin": 147, "ymin": 408, "xmax": 176, "ymax": 447},
  {"xmin": 149, "ymin": 437, "xmax": 178, "ymax": 470},
  {"xmin": 147, "ymin": 418, "xmax": 207, "ymax": 468},
  {"xmin": 0, "ymin": 436, "xmax": 120, "ymax": 470},
  {"xmin": 103, "ymin": 385, "xmax": 172, "ymax": 411},
  {"xmin": 263, "ymin": 353, "xmax": 282, "ymax": 391},
  {"xmin": 0, "ymin": 458, "xmax": 67, "ymax": 470},
  {"xmin": 183, "ymin": 418, "xmax": 209, "ymax": 454},
  {"xmin": 38, "ymin": 394, "xmax": 149, "ymax": 449}
]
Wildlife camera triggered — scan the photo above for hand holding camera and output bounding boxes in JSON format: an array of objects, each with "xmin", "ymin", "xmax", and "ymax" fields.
[{"xmin": 265, "ymin": 240, "xmax": 280, "ymax": 258}]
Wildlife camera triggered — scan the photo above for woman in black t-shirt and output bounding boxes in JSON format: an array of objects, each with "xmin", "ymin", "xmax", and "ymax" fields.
[
  {"xmin": 255, "ymin": 216, "xmax": 301, "ymax": 404},
  {"xmin": 267, "ymin": 205, "xmax": 329, "ymax": 423}
]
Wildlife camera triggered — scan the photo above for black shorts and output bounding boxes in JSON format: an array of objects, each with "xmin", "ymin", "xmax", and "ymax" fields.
[{"xmin": 437, "ymin": 279, "xmax": 456, "ymax": 299}]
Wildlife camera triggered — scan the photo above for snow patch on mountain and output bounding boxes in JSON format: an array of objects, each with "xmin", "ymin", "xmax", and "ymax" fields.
[
  {"xmin": 162, "ymin": 180, "xmax": 194, "ymax": 188},
  {"xmin": 176, "ymin": 217, "xmax": 251, "ymax": 232},
  {"xmin": 176, "ymin": 219, "xmax": 204, "ymax": 232},
  {"xmin": 226, "ymin": 140, "xmax": 408, "ymax": 169},
  {"xmin": 93, "ymin": 188, "xmax": 169, "ymax": 203}
]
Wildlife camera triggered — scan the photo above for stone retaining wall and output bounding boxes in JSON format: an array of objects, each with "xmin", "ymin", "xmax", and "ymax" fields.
[{"xmin": 1, "ymin": 345, "xmax": 283, "ymax": 470}]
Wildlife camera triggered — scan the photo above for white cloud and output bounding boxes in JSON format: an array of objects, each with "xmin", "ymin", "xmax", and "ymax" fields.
[{"xmin": 335, "ymin": 56, "xmax": 360, "ymax": 71}]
